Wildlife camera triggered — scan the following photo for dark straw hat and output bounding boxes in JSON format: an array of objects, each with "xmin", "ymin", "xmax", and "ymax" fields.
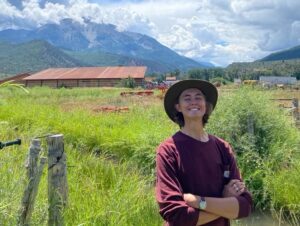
[{"xmin": 164, "ymin": 79, "xmax": 218, "ymax": 122}]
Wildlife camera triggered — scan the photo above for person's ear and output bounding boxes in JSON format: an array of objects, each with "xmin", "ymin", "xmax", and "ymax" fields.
[{"xmin": 175, "ymin": 103, "xmax": 181, "ymax": 112}]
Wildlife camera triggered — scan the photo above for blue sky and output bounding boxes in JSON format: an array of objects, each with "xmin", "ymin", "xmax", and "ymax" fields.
[{"xmin": 1, "ymin": 0, "xmax": 300, "ymax": 66}]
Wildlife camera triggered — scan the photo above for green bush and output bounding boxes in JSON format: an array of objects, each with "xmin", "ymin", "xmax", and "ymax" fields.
[
  {"xmin": 119, "ymin": 76, "xmax": 136, "ymax": 88},
  {"xmin": 207, "ymin": 87, "xmax": 300, "ymax": 213}
]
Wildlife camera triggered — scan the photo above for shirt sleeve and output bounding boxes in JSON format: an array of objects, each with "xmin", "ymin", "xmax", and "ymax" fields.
[
  {"xmin": 155, "ymin": 144, "xmax": 199, "ymax": 226},
  {"xmin": 225, "ymin": 143, "xmax": 253, "ymax": 218}
]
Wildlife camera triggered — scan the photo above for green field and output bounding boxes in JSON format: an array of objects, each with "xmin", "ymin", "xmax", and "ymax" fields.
[{"xmin": 0, "ymin": 86, "xmax": 300, "ymax": 225}]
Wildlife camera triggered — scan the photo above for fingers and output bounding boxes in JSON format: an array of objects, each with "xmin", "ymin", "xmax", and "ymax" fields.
[
  {"xmin": 183, "ymin": 193, "xmax": 199, "ymax": 209},
  {"xmin": 223, "ymin": 179, "xmax": 247, "ymax": 198},
  {"xmin": 228, "ymin": 179, "xmax": 244, "ymax": 189},
  {"xmin": 183, "ymin": 193, "xmax": 190, "ymax": 201},
  {"xmin": 227, "ymin": 179, "xmax": 240, "ymax": 186},
  {"xmin": 227, "ymin": 179, "xmax": 246, "ymax": 194},
  {"xmin": 232, "ymin": 181, "xmax": 245, "ymax": 193},
  {"xmin": 183, "ymin": 193, "xmax": 196, "ymax": 202}
]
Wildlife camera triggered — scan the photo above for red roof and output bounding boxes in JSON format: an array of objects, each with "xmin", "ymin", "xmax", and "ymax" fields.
[{"xmin": 23, "ymin": 66, "xmax": 147, "ymax": 80}]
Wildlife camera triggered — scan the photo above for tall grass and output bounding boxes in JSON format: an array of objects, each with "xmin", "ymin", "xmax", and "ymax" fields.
[
  {"xmin": 0, "ymin": 87, "xmax": 170, "ymax": 225},
  {"xmin": 208, "ymin": 87, "xmax": 300, "ymax": 221},
  {"xmin": 0, "ymin": 87, "xmax": 174, "ymax": 172},
  {"xmin": 0, "ymin": 142, "xmax": 160, "ymax": 225},
  {"xmin": 1, "ymin": 86, "xmax": 300, "ymax": 225}
]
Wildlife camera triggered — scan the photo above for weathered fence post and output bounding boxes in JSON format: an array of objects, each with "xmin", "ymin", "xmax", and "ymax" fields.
[
  {"xmin": 292, "ymin": 98, "xmax": 300, "ymax": 128},
  {"xmin": 18, "ymin": 139, "xmax": 47, "ymax": 226},
  {"xmin": 47, "ymin": 134, "xmax": 68, "ymax": 226},
  {"xmin": 292, "ymin": 98, "xmax": 299, "ymax": 120},
  {"xmin": 247, "ymin": 114, "xmax": 254, "ymax": 135},
  {"xmin": 247, "ymin": 113, "xmax": 255, "ymax": 145}
]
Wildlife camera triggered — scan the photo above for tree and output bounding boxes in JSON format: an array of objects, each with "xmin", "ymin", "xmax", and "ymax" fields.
[
  {"xmin": 188, "ymin": 69, "xmax": 207, "ymax": 80},
  {"xmin": 174, "ymin": 69, "xmax": 181, "ymax": 77},
  {"xmin": 122, "ymin": 76, "xmax": 136, "ymax": 88},
  {"xmin": 292, "ymin": 71, "xmax": 300, "ymax": 80},
  {"xmin": 155, "ymin": 74, "xmax": 166, "ymax": 83}
]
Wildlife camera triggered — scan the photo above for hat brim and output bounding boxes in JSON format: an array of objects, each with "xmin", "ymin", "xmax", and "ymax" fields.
[{"xmin": 164, "ymin": 79, "xmax": 218, "ymax": 122}]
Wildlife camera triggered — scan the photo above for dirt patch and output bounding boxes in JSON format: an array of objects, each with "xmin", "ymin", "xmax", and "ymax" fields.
[
  {"xmin": 92, "ymin": 105, "xmax": 129, "ymax": 113},
  {"xmin": 120, "ymin": 90, "xmax": 154, "ymax": 96}
]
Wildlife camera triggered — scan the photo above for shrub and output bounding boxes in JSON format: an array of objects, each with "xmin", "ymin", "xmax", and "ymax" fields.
[
  {"xmin": 207, "ymin": 87, "xmax": 300, "ymax": 212},
  {"xmin": 121, "ymin": 76, "xmax": 136, "ymax": 88}
]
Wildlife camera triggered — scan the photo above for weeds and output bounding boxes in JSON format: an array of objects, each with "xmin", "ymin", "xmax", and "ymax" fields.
[{"xmin": 1, "ymin": 86, "xmax": 300, "ymax": 225}]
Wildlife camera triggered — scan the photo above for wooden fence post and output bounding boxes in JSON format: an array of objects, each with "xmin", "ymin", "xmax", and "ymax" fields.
[
  {"xmin": 292, "ymin": 98, "xmax": 299, "ymax": 120},
  {"xmin": 18, "ymin": 139, "xmax": 47, "ymax": 226},
  {"xmin": 47, "ymin": 134, "xmax": 68, "ymax": 226},
  {"xmin": 292, "ymin": 98, "xmax": 300, "ymax": 128},
  {"xmin": 247, "ymin": 114, "xmax": 254, "ymax": 135},
  {"xmin": 247, "ymin": 114, "xmax": 255, "ymax": 145}
]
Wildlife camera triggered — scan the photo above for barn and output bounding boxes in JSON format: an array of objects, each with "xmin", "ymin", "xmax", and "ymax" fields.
[{"xmin": 22, "ymin": 66, "xmax": 147, "ymax": 88}]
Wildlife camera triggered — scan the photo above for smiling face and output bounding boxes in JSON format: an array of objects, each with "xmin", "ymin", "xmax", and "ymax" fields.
[{"xmin": 175, "ymin": 88, "xmax": 207, "ymax": 123}]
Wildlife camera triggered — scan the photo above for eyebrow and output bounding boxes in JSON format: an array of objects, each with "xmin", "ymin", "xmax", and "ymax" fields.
[{"xmin": 182, "ymin": 93, "xmax": 204, "ymax": 97}]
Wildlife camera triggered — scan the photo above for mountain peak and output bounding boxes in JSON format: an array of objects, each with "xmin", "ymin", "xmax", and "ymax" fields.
[{"xmin": 0, "ymin": 18, "xmax": 212, "ymax": 74}]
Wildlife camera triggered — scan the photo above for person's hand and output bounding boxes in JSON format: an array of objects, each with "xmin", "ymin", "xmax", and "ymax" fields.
[
  {"xmin": 222, "ymin": 179, "xmax": 245, "ymax": 197},
  {"xmin": 183, "ymin": 193, "xmax": 200, "ymax": 209}
]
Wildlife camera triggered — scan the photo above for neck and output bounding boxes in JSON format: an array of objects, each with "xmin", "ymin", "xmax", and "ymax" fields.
[{"xmin": 180, "ymin": 120, "xmax": 208, "ymax": 142}]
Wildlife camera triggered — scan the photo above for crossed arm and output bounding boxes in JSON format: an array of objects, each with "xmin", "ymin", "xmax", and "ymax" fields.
[{"xmin": 184, "ymin": 179, "xmax": 246, "ymax": 225}]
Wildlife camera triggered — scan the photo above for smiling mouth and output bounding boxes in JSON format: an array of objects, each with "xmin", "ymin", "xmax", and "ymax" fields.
[{"xmin": 189, "ymin": 108, "xmax": 200, "ymax": 111}]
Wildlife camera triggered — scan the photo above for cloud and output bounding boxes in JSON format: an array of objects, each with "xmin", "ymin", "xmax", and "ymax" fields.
[
  {"xmin": 0, "ymin": 0, "xmax": 25, "ymax": 29},
  {"xmin": 178, "ymin": 0, "xmax": 300, "ymax": 65},
  {"xmin": 222, "ymin": 0, "xmax": 300, "ymax": 52},
  {"xmin": 3, "ymin": 0, "xmax": 156, "ymax": 36},
  {"xmin": 157, "ymin": 21, "xmax": 216, "ymax": 60},
  {"xmin": 7, "ymin": 0, "xmax": 24, "ymax": 10},
  {"xmin": 1, "ymin": 0, "xmax": 300, "ymax": 66}
]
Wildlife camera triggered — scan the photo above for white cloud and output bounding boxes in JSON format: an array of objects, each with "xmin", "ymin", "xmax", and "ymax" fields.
[
  {"xmin": 0, "ymin": 0, "xmax": 24, "ymax": 29},
  {"xmin": 21, "ymin": 0, "xmax": 66, "ymax": 26},
  {"xmin": 1, "ymin": 0, "xmax": 300, "ymax": 66}
]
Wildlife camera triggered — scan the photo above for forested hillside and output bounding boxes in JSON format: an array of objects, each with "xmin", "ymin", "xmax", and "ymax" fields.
[
  {"xmin": 0, "ymin": 40, "xmax": 86, "ymax": 75},
  {"xmin": 260, "ymin": 45, "xmax": 300, "ymax": 61}
]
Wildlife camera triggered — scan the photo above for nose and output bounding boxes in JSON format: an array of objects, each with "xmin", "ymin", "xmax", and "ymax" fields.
[{"xmin": 190, "ymin": 98, "xmax": 199, "ymax": 105}]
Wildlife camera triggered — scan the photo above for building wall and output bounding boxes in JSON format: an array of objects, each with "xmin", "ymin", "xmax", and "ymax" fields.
[
  {"xmin": 58, "ymin": 80, "xmax": 78, "ymax": 88},
  {"xmin": 25, "ymin": 78, "xmax": 144, "ymax": 88},
  {"xmin": 259, "ymin": 76, "xmax": 297, "ymax": 85},
  {"xmin": 25, "ymin": 80, "xmax": 42, "ymax": 87}
]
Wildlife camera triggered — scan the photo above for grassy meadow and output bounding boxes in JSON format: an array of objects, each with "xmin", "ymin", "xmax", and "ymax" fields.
[{"xmin": 0, "ymin": 85, "xmax": 300, "ymax": 225}]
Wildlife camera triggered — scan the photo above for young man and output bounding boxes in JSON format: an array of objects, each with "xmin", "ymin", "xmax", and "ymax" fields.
[{"xmin": 155, "ymin": 80, "xmax": 252, "ymax": 226}]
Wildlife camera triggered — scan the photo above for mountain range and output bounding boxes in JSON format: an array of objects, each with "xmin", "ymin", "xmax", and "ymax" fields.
[
  {"xmin": 0, "ymin": 18, "xmax": 212, "ymax": 76},
  {"xmin": 1, "ymin": 18, "xmax": 300, "ymax": 79},
  {"xmin": 259, "ymin": 45, "xmax": 300, "ymax": 62}
]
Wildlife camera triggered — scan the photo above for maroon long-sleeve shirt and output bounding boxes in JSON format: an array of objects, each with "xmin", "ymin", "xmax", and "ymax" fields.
[{"xmin": 155, "ymin": 131, "xmax": 252, "ymax": 226}]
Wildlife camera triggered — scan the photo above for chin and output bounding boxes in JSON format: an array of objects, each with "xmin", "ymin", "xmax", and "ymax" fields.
[{"xmin": 185, "ymin": 115, "xmax": 204, "ymax": 120}]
